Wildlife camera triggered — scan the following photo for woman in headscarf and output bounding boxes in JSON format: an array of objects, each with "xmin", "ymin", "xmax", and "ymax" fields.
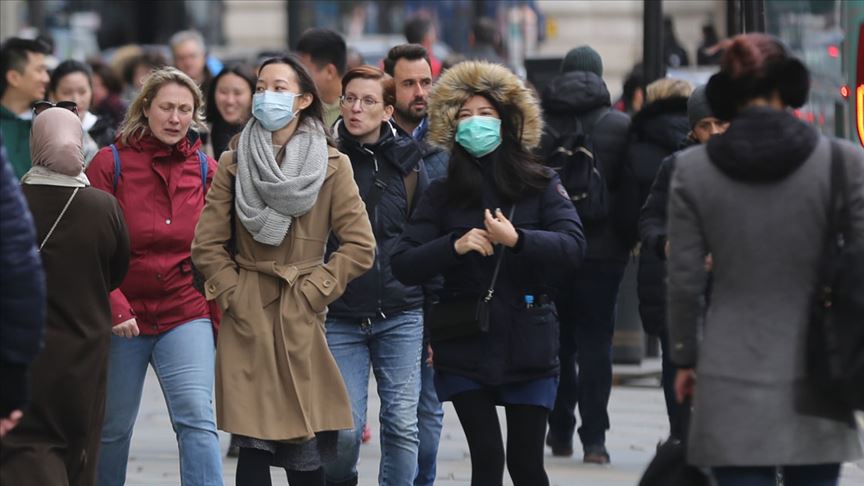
[
  {"xmin": 390, "ymin": 61, "xmax": 586, "ymax": 486},
  {"xmin": 0, "ymin": 106, "xmax": 130, "ymax": 486},
  {"xmin": 192, "ymin": 54, "xmax": 375, "ymax": 486}
]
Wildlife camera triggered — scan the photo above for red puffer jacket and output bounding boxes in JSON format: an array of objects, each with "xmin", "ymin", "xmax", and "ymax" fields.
[{"xmin": 87, "ymin": 132, "xmax": 219, "ymax": 335}]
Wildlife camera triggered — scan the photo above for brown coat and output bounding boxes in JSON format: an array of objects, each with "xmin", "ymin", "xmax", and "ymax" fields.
[
  {"xmin": 1, "ymin": 185, "xmax": 129, "ymax": 486},
  {"xmin": 191, "ymin": 147, "xmax": 375, "ymax": 441}
]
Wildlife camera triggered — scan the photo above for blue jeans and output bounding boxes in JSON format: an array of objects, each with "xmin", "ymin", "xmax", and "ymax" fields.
[
  {"xmin": 415, "ymin": 343, "xmax": 443, "ymax": 486},
  {"xmin": 713, "ymin": 464, "xmax": 840, "ymax": 486},
  {"xmin": 549, "ymin": 260, "xmax": 627, "ymax": 448},
  {"xmin": 325, "ymin": 309, "xmax": 423, "ymax": 486},
  {"xmin": 97, "ymin": 319, "xmax": 223, "ymax": 486}
]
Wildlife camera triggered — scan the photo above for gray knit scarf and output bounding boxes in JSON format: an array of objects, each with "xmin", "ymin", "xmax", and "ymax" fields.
[{"xmin": 235, "ymin": 117, "xmax": 329, "ymax": 246}]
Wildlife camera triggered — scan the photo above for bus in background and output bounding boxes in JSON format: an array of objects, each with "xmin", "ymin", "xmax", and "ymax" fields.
[{"xmin": 765, "ymin": 0, "xmax": 863, "ymax": 147}]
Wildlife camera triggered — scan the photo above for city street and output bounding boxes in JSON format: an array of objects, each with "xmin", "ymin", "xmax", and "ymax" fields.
[{"xmin": 122, "ymin": 362, "xmax": 864, "ymax": 486}]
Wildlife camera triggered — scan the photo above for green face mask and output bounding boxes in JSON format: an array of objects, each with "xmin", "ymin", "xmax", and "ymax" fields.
[{"xmin": 455, "ymin": 116, "xmax": 502, "ymax": 158}]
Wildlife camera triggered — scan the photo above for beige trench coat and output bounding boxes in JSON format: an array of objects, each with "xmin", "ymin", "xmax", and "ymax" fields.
[{"xmin": 191, "ymin": 147, "xmax": 375, "ymax": 441}]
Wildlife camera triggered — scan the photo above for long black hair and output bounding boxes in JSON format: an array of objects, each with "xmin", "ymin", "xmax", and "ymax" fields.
[{"xmin": 446, "ymin": 92, "xmax": 550, "ymax": 208}]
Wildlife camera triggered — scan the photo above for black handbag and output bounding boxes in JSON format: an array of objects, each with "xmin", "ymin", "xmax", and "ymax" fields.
[
  {"xmin": 638, "ymin": 399, "xmax": 709, "ymax": 486},
  {"xmin": 803, "ymin": 140, "xmax": 864, "ymax": 413},
  {"xmin": 427, "ymin": 205, "xmax": 515, "ymax": 343}
]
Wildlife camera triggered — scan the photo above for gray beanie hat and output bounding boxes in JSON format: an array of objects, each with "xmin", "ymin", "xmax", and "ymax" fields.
[
  {"xmin": 560, "ymin": 46, "xmax": 603, "ymax": 77},
  {"xmin": 687, "ymin": 85, "xmax": 714, "ymax": 127}
]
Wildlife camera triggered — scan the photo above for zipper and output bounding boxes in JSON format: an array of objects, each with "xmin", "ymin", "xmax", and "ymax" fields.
[{"xmin": 371, "ymin": 153, "xmax": 386, "ymax": 321}]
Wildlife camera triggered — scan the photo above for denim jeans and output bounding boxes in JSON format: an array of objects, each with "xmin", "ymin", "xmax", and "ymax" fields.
[
  {"xmin": 549, "ymin": 260, "xmax": 627, "ymax": 448},
  {"xmin": 415, "ymin": 343, "xmax": 443, "ymax": 486},
  {"xmin": 713, "ymin": 464, "xmax": 840, "ymax": 486},
  {"xmin": 97, "ymin": 319, "xmax": 223, "ymax": 486},
  {"xmin": 324, "ymin": 309, "xmax": 423, "ymax": 486}
]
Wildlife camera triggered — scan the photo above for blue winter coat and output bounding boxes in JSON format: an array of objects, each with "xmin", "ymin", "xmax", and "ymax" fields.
[{"xmin": 391, "ymin": 162, "xmax": 586, "ymax": 384}]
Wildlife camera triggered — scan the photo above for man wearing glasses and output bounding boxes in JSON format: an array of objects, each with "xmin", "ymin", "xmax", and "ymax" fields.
[{"xmin": 0, "ymin": 38, "xmax": 51, "ymax": 178}]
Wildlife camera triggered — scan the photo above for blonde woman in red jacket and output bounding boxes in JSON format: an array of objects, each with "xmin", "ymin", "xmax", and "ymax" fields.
[{"xmin": 85, "ymin": 67, "xmax": 223, "ymax": 486}]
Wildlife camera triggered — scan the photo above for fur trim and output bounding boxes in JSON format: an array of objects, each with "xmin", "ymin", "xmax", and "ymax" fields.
[{"xmin": 427, "ymin": 61, "xmax": 542, "ymax": 151}]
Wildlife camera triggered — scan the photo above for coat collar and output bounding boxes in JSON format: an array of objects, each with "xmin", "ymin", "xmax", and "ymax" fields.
[{"xmin": 123, "ymin": 130, "xmax": 202, "ymax": 160}]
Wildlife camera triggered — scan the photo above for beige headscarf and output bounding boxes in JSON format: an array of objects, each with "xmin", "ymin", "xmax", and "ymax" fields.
[{"xmin": 21, "ymin": 107, "xmax": 90, "ymax": 187}]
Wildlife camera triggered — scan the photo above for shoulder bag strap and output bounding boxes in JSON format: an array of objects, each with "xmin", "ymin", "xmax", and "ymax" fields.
[
  {"xmin": 39, "ymin": 187, "xmax": 80, "ymax": 252},
  {"xmin": 483, "ymin": 204, "xmax": 517, "ymax": 302},
  {"xmin": 364, "ymin": 154, "xmax": 399, "ymax": 216},
  {"xmin": 198, "ymin": 150, "xmax": 208, "ymax": 193}
]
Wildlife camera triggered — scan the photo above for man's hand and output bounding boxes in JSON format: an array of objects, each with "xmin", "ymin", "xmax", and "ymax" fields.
[
  {"xmin": 112, "ymin": 318, "xmax": 139, "ymax": 338},
  {"xmin": 675, "ymin": 368, "xmax": 697, "ymax": 403}
]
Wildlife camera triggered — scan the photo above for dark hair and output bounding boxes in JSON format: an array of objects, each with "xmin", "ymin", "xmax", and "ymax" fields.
[
  {"xmin": 472, "ymin": 18, "xmax": 498, "ymax": 46},
  {"xmin": 622, "ymin": 63, "xmax": 644, "ymax": 106},
  {"xmin": 404, "ymin": 16, "xmax": 433, "ymax": 45},
  {"xmin": 122, "ymin": 50, "xmax": 168, "ymax": 86},
  {"xmin": 49, "ymin": 59, "xmax": 92, "ymax": 94},
  {"xmin": 446, "ymin": 93, "xmax": 550, "ymax": 208},
  {"xmin": 341, "ymin": 66, "xmax": 395, "ymax": 107},
  {"xmin": 206, "ymin": 63, "xmax": 255, "ymax": 124},
  {"xmin": 295, "ymin": 28, "xmax": 347, "ymax": 75},
  {"xmin": 0, "ymin": 37, "xmax": 51, "ymax": 96},
  {"xmin": 383, "ymin": 44, "xmax": 431, "ymax": 77},
  {"xmin": 257, "ymin": 55, "xmax": 334, "ymax": 144},
  {"xmin": 706, "ymin": 33, "xmax": 809, "ymax": 120},
  {"xmin": 88, "ymin": 60, "xmax": 123, "ymax": 95}
]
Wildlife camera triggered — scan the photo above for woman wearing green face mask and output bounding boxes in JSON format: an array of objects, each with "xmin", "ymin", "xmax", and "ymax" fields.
[{"xmin": 391, "ymin": 61, "xmax": 587, "ymax": 486}]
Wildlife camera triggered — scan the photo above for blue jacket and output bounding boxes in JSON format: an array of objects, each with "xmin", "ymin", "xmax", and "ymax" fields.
[
  {"xmin": 391, "ymin": 163, "xmax": 586, "ymax": 384},
  {"xmin": 327, "ymin": 121, "xmax": 429, "ymax": 319},
  {"xmin": 0, "ymin": 135, "xmax": 46, "ymax": 414}
]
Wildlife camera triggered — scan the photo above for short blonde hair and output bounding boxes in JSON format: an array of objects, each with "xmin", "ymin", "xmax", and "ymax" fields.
[
  {"xmin": 646, "ymin": 78, "xmax": 693, "ymax": 104},
  {"xmin": 117, "ymin": 67, "xmax": 204, "ymax": 145}
]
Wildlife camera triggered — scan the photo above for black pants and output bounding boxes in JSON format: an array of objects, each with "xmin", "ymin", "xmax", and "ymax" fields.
[
  {"xmin": 236, "ymin": 447, "xmax": 325, "ymax": 486},
  {"xmin": 451, "ymin": 389, "xmax": 549, "ymax": 486},
  {"xmin": 549, "ymin": 259, "xmax": 627, "ymax": 447}
]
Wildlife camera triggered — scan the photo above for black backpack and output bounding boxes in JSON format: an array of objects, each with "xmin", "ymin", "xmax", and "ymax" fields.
[{"xmin": 546, "ymin": 111, "xmax": 610, "ymax": 222}]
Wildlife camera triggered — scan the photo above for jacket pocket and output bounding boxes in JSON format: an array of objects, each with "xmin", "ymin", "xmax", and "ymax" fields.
[{"xmin": 509, "ymin": 305, "xmax": 559, "ymax": 372}]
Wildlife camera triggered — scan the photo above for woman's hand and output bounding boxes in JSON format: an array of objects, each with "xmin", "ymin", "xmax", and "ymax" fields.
[
  {"xmin": 454, "ymin": 228, "xmax": 494, "ymax": 257},
  {"xmin": 113, "ymin": 318, "xmax": 140, "ymax": 338},
  {"xmin": 0, "ymin": 410, "xmax": 23, "ymax": 438},
  {"xmin": 483, "ymin": 208, "xmax": 518, "ymax": 248},
  {"xmin": 675, "ymin": 368, "xmax": 697, "ymax": 403}
]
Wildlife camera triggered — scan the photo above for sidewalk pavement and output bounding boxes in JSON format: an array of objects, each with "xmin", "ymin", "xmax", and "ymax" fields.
[{"xmin": 124, "ymin": 360, "xmax": 864, "ymax": 485}]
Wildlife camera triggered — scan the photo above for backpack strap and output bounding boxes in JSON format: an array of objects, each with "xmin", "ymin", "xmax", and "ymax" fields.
[
  {"xmin": 110, "ymin": 144, "xmax": 121, "ymax": 194},
  {"xmin": 111, "ymin": 145, "xmax": 209, "ymax": 195},
  {"xmin": 198, "ymin": 150, "xmax": 209, "ymax": 194}
]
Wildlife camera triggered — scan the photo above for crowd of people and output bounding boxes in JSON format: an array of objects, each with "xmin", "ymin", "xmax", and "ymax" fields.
[{"xmin": 0, "ymin": 15, "xmax": 862, "ymax": 486}]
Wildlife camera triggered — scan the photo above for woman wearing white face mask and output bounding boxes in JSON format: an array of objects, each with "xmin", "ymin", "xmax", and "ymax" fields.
[
  {"xmin": 391, "ymin": 61, "xmax": 586, "ymax": 486},
  {"xmin": 192, "ymin": 55, "xmax": 375, "ymax": 486}
]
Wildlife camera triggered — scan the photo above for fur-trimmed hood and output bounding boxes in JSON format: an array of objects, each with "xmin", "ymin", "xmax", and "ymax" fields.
[{"xmin": 427, "ymin": 61, "xmax": 542, "ymax": 152}]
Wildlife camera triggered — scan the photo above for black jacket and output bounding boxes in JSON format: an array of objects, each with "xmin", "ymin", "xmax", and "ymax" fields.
[
  {"xmin": 328, "ymin": 121, "xmax": 428, "ymax": 319},
  {"xmin": 0, "ymin": 137, "xmax": 46, "ymax": 415},
  {"xmin": 391, "ymin": 161, "xmax": 586, "ymax": 385},
  {"xmin": 394, "ymin": 119, "xmax": 449, "ymax": 182},
  {"xmin": 618, "ymin": 96, "xmax": 691, "ymax": 248},
  {"xmin": 637, "ymin": 137, "xmax": 696, "ymax": 335},
  {"xmin": 539, "ymin": 71, "xmax": 633, "ymax": 262}
]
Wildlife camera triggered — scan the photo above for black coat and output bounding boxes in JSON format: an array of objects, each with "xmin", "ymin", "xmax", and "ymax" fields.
[
  {"xmin": 622, "ymin": 97, "xmax": 690, "ymax": 335},
  {"xmin": 539, "ymin": 71, "xmax": 633, "ymax": 262},
  {"xmin": 0, "ymin": 143, "xmax": 46, "ymax": 416},
  {"xmin": 328, "ymin": 121, "xmax": 428, "ymax": 319},
  {"xmin": 391, "ymin": 161, "xmax": 586, "ymax": 385}
]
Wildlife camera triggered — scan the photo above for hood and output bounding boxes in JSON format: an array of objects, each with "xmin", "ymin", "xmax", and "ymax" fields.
[
  {"xmin": 631, "ymin": 96, "xmax": 690, "ymax": 152},
  {"xmin": 541, "ymin": 71, "xmax": 611, "ymax": 115},
  {"xmin": 337, "ymin": 120, "xmax": 422, "ymax": 175},
  {"xmin": 427, "ymin": 61, "xmax": 542, "ymax": 152},
  {"xmin": 706, "ymin": 106, "xmax": 819, "ymax": 182}
]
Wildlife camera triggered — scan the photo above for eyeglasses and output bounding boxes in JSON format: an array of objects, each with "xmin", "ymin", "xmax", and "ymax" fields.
[
  {"xmin": 340, "ymin": 95, "xmax": 383, "ymax": 109},
  {"xmin": 32, "ymin": 100, "xmax": 79, "ymax": 117}
]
